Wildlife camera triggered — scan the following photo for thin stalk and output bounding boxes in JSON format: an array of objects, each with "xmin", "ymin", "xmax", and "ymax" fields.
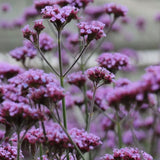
[
  {"xmin": 83, "ymin": 83, "xmax": 89, "ymax": 131},
  {"xmin": 150, "ymin": 94, "xmax": 159, "ymax": 156},
  {"xmin": 36, "ymin": 47, "xmax": 60, "ymax": 77},
  {"xmin": 39, "ymin": 144, "xmax": 43, "ymax": 160},
  {"xmin": 17, "ymin": 131, "xmax": 20, "ymax": 160},
  {"xmin": 116, "ymin": 111, "xmax": 122, "ymax": 148},
  {"xmin": 58, "ymin": 29, "xmax": 67, "ymax": 129},
  {"xmin": 63, "ymin": 43, "xmax": 89, "ymax": 77},
  {"xmin": 87, "ymin": 84, "xmax": 97, "ymax": 132},
  {"xmin": 84, "ymin": 18, "xmax": 117, "ymax": 66},
  {"xmin": 48, "ymin": 107, "xmax": 85, "ymax": 160}
]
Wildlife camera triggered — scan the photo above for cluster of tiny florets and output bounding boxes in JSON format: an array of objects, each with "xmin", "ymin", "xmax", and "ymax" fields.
[
  {"xmin": 86, "ymin": 66, "xmax": 114, "ymax": 84},
  {"xmin": 41, "ymin": 5, "xmax": 79, "ymax": 30},
  {"xmin": 105, "ymin": 3, "xmax": 128, "ymax": 18},
  {"xmin": 100, "ymin": 147, "xmax": 153, "ymax": 160},
  {"xmin": 78, "ymin": 21, "xmax": 106, "ymax": 43},
  {"xmin": 97, "ymin": 53, "xmax": 130, "ymax": 73},
  {"xmin": 0, "ymin": 144, "xmax": 23, "ymax": 160},
  {"xmin": 67, "ymin": 71, "xmax": 86, "ymax": 88}
]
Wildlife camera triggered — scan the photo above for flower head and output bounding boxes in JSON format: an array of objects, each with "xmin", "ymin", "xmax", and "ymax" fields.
[
  {"xmin": 86, "ymin": 66, "xmax": 114, "ymax": 84},
  {"xmin": 78, "ymin": 21, "xmax": 106, "ymax": 43},
  {"xmin": 42, "ymin": 5, "xmax": 79, "ymax": 30},
  {"xmin": 97, "ymin": 53, "xmax": 129, "ymax": 73},
  {"xmin": 105, "ymin": 3, "xmax": 128, "ymax": 18},
  {"xmin": 34, "ymin": 19, "xmax": 45, "ymax": 34},
  {"xmin": 67, "ymin": 71, "xmax": 86, "ymax": 88}
]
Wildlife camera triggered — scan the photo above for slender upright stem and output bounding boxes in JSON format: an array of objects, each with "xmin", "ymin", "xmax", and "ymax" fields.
[
  {"xmin": 39, "ymin": 144, "xmax": 43, "ymax": 160},
  {"xmin": 63, "ymin": 43, "xmax": 89, "ymax": 77},
  {"xmin": 116, "ymin": 111, "xmax": 122, "ymax": 148},
  {"xmin": 58, "ymin": 29, "xmax": 67, "ymax": 129},
  {"xmin": 17, "ymin": 131, "xmax": 20, "ymax": 160},
  {"xmin": 36, "ymin": 47, "xmax": 60, "ymax": 77},
  {"xmin": 150, "ymin": 94, "xmax": 159, "ymax": 156},
  {"xmin": 87, "ymin": 85, "xmax": 97, "ymax": 132}
]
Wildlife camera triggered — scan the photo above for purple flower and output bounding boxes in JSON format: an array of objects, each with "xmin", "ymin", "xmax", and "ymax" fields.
[
  {"xmin": 86, "ymin": 66, "xmax": 114, "ymax": 84},
  {"xmin": 67, "ymin": 71, "xmax": 86, "ymax": 88},
  {"xmin": 105, "ymin": 3, "xmax": 128, "ymax": 18},
  {"xmin": 69, "ymin": 128, "xmax": 102, "ymax": 153},
  {"xmin": 84, "ymin": 5, "xmax": 105, "ymax": 19},
  {"xmin": 115, "ymin": 78, "xmax": 131, "ymax": 88},
  {"xmin": 0, "ymin": 144, "xmax": 23, "ymax": 160},
  {"xmin": 10, "ymin": 41, "xmax": 37, "ymax": 61},
  {"xmin": 22, "ymin": 24, "xmax": 33, "ymax": 40},
  {"xmin": 155, "ymin": 13, "xmax": 160, "ymax": 22},
  {"xmin": 39, "ymin": 33, "xmax": 55, "ymax": 52},
  {"xmin": 34, "ymin": 19, "xmax": 45, "ymax": 34},
  {"xmin": 1, "ymin": 3, "xmax": 11, "ymax": 12},
  {"xmin": 0, "ymin": 63, "xmax": 24, "ymax": 80},
  {"xmin": 78, "ymin": 21, "xmax": 106, "ymax": 43},
  {"xmin": 70, "ymin": 0, "xmax": 93, "ymax": 9},
  {"xmin": 42, "ymin": 5, "xmax": 79, "ymax": 30},
  {"xmin": 34, "ymin": 0, "xmax": 55, "ymax": 12},
  {"xmin": 113, "ymin": 147, "xmax": 153, "ymax": 160},
  {"xmin": 0, "ymin": 101, "xmax": 44, "ymax": 130},
  {"xmin": 136, "ymin": 17, "xmax": 146, "ymax": 31},
  {"xmin": 97, "ymin": 53, "xmax": 130, "ymax": 73}
]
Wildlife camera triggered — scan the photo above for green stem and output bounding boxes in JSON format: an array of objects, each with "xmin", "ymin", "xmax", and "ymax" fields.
[
  {"xmin": 17, "ymin": 131, "xmax": 20, "ymax": 160},
  {"xmin": 58, "ymin": 29, "xmax": 67, "ymax": 129},
  {"xmin": 87, "ymin": 85, "xmax": 97, "ymax": 132},
  {"xmin": 63, "ymin": 43, "xmax": 89, "ymax": 77},
  {"xmin": 116, "ymin": 111, "xmax": 122, "ymax": 148},
  {"xmin": 40, "ymin": 144, "xmax": 43, "ymax": 160}
]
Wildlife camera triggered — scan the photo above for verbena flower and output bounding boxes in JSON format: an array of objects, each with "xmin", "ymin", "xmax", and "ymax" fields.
[
  {"xmin": 86, "ymin": 66, "xmax": 114, "ymax": 85},
  {"xmin": 34, "ymin": 19, "xmax": 45, "ymax": 34},
  {"xmin": 0, "ymin": 101, "xmax": 44, "ymax": 131},
  {"xmin": 105, "ymin": 3, "xmax": 128, "ymax": 18},
  {"xmin": 41, "ymin": 5, "xmax": 79, "ymax": 30},
  {"xmin": 77, "ymin": 21, "xmax": 106, "ymax": 43},
  {"xmin": 1, "ymin": 3, "xmax": 11, "ymax": 12},
  {"xmin": 70, "ymin": 0, "xmax": 93, "ymax": 9},
  {"xmin": 0, "ymin": 144, "xmax": 23, "ymax": 160},
  {"xmin": 67, "ymin": 71, "xmax": 86, "ymax": 88},
  {"xmin": 34, "ymin": 0, "xmax": 55, "ymax": 12},
  {"xmin": 39, "ymin": 33, "xmax": 56, "ymax": 52},
  {"xmin": 100, "ymin": 147, "xmax": 153, "ymax": 160},
  {"xmin": 0, "ymin": 63, "xmax": 24, "ymax": 80},
  {"xmin": 97, "ymin": 53, "xmax": 129, "ymax": 73},
  {"xmin": 69, "ymin": 128, "xmax": 102, "ymax": 153}
]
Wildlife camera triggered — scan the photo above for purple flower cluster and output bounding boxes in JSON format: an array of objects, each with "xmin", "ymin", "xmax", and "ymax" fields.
[
  {"xmin": 78, "ymin": 21, "xmax": 106, "ymax": 43},
  {"xmin": 8, "ymin": 69, "xmax": 64, "ymax": 105},
  {"xmin": 39, "ymin": 33, "xmax": 56, "ymax": 52},
  {"xmin": 42, "ymin": 5, "xmax": 79, "ymax": 30},
  {"xmin": 86, "ymin": 66, "xmax": 114, "ymax": 85},
  {"xmin": 34, "ymin": 0, "xmax": 55, "ymax": 12},
  {"xmin": 0, "ymin": 144, "xmax": 23, "ymax": 160},
  {"xmin": 10, "ymin": 41, "xmax": 37, "ymax": 61},
  {"xmin": 0, "ymin": 63, "xmax": 24, "ymax": 80},
  {"xmin": 105, "ymin": 3, "xmax": 128, "ymax": 18},
  {"xmin": 0, "ymin": 101, "xmax": 44, "ymax": 129},
  {"xmin": 67, "ymin": 71, "xmax": 86, "ymax": 88},
  {"xmin": 1, "ymin": 3, "xmax": 11, "ymax": 12},
  {"xmin": 97, "ymin": 53, "xmax": 130, "ymax": 73},
  {"xmin": 70, "ymin": 0, "xmax": 93, "ymax": 9},
  {"xmin": 22, "ymin": 123, "xmax": 101, "ymax": 155},
  {"xmin": 101, "ymin": 147, "xmax": 153, "ymax": 160}
]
